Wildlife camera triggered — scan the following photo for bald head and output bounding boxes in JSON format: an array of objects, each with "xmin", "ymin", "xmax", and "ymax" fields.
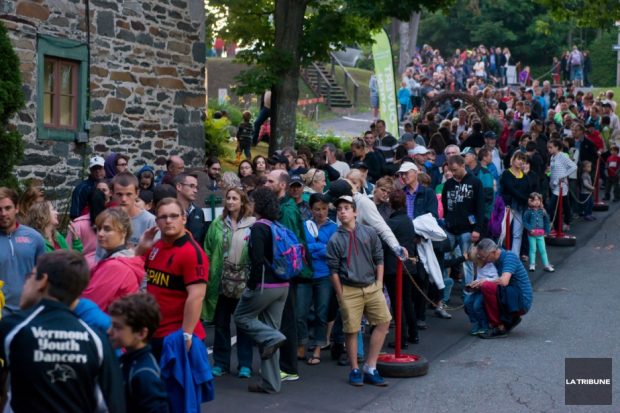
[
  {"xmin": 167, "ymin": 155, "xmax": 185, "ymax": 177},
  {"xmin": 265, "ymin": 169, "xmax": 289, "ymax": 198}
]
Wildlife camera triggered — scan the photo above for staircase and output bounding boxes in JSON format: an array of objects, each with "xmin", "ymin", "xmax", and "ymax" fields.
[{"xmin": 301, "ymin": 62, "xmax": 353, "ymax": 109}]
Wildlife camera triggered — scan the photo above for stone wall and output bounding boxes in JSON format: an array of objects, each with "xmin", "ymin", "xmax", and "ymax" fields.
[{"xmin": 1, "ymin": 0, "xmax": 206, "ymax": 202}]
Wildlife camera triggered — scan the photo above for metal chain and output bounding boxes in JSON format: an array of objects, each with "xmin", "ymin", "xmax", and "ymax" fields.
[{"xmin": 401, "ymin": 258, "xmax": 464, "ymax": 312}]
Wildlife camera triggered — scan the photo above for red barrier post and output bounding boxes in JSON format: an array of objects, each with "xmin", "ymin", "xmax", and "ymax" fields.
[{"xmin": 395, "ymin": 259, "xmax": 403, "ymax": 358}]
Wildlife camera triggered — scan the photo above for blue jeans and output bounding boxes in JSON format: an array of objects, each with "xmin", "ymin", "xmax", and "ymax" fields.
[
  {"xmin": 296, "ymin": 277, "xmax": 332, "ymax": 347},
  {"xmin": 510, "ymin": 207, "xmax": 524, "ymax": 256},
  {"xmin": 580, "ymin": 193, "xmax": 593, "ymax": 216},
  {"xmin": 464, "ymin": 292, "xmax": 488, "ymax": 328},
  {"xmin": 447, "ymin": 232, "xmax": 474, "ymax": 285}
]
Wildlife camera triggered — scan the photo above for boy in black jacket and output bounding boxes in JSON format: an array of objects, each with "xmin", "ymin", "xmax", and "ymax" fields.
[
  {"xmin": 108, "ymin": 293, "xmax": 169, "ymax": 413},
  {"xmin": 0, "ymin": 250, "xmax": 126, "ymax": 413},
  {"xmin": 442, "ymin": 155, "xmax": 485, "ymax": 286}
]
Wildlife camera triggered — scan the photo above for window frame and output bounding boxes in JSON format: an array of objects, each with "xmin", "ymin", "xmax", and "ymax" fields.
[
  {"xmin": 43, "ymin": 57, "xmax": 80, "ymax": 130},
  {"xmin": 37, "ymin": 35, "xmax": 88, "ymax": 141}
]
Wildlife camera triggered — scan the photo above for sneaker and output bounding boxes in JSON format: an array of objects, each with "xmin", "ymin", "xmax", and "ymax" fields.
[
  {"xmin": 529, "ymin": 264, "xmax": 535, "ymax": 272},
  {"xmin": 280, "ymin": 371, "xmax": 300, "ymax": 382},
  {"xmin": 543, "ymin": 265, "xmax": 555, "ymax": 272},
  {"xmin": 505, "ymin": 317, "xmax": 522, "ymax": 332},
  {"xmin": 348, "ymin": 369, "xmax": 364, "ymax": 387},
  {"xmin": 434, "ymin": 304, "xmax": 452, "ymax": 319},
  {"xmin": 211, "ymin": 366, "xmax": 226, "ymax": 377},
  {"xmin": 469, "ymin": 323, "xmax": 481, "ymax": 336},
  {"xmin": 363, "ymin": 370, "xmax": 388, "ymax": 387},
  {"xmin": 238, "ymin": 367, "xmax": 252, "ymax": 379},
  {"xmin": 479, "ymin": 327, "xmax": 508, "ymax": 339},
  {"xmin": 563, "ymin": 224, "xmax": 571, "ymax": 231},
  {"xmin": 416, "ymin": 320, "xmax": 428, "ymax": 330}
]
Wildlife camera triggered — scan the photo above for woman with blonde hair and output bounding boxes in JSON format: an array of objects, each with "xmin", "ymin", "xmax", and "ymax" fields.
[
  {"xmin": 25, "ymin": 201, "xmax": 83, "ymax": 253},
  {"xmin": 372, "ymin": 176, "xmax": 395, "ymax": 221},
  {"xmin": 82, "ymin": 207, "xmax": 145, "ymax": 312},
  {"xmin": 204, "ymin": 187, "xmax": 256, "ymax": 378},
  {"xmin": 301, "ymin": 168, "xmax": 326, "ymax": 201}
]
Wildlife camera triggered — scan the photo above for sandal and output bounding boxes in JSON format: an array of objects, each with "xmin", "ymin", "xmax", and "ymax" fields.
[{"xmin": 306, "ymin": 356, "xmax": 321, "ymax": 365}]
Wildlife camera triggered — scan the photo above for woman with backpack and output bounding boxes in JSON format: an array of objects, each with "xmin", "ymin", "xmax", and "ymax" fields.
[
  {"xmin": 205, "ymin": 187, "xmax": 256, "ymax": 378},
  {"xmin": 234, "ymin": 187, "xmax": 289, "ymax": 394}
]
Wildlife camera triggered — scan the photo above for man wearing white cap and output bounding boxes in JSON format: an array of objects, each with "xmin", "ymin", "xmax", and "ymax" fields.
[
  {"xmin": 69, "ymin": 155, "xmax": 106, "ymax": 219},
  {"xmin": 408, "ymin": 146, "xmax": 429, "ymax": 173}
]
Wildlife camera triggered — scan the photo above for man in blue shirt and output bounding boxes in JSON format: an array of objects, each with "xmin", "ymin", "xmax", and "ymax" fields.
[
  {"xmin": 0, "ymin": 187, "xmax": 45, "ymax": 315},
  {"xmin": 468, "ymin": 238, "xmax": 533, "ymax": 339}
]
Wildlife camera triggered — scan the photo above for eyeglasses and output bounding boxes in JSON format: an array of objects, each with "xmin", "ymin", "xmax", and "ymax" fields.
[
  {"xmin": 179, "ymin": 183, "xmax": 198, "ymax": 189},
  {"xmin": 116, "ymin": 162, "xmax": 128, "ymax": 167},
  {"xmin": 156, "ymin": 213, "xmax": 183, "ymax": 221}
]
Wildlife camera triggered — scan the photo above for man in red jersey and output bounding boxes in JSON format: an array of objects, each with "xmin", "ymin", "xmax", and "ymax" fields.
[{"xmin": 138, "ymin": 197, "xmax": 208, "ymax": 358}]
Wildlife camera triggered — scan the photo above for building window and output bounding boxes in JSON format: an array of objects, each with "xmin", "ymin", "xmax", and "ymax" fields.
[
  {"xmin": 43, "ymin": 57, "xmax": 79, "ymax": 130},
  {"xmin": 37, "ymin": 35, "xmax": 88, "ymax": 141}
]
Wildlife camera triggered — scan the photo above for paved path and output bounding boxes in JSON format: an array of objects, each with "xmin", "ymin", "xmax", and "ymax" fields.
[
  {"xmin": 205, "ymin": 204, "xmax": 620, "ymax": 412},
  {"xmin": 317, "ymin": 111, "xmax": 375, "ymax": 138}
]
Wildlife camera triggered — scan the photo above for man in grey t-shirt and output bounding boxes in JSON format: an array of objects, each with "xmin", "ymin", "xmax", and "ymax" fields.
[{"xmin": 111, "ymin": 172, "xmax": 156, "ymax": 247}]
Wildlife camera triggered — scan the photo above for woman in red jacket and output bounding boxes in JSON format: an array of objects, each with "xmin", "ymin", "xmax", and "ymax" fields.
[{"xmin": 82, "ymin": 207, "xmax": 145, "ymax": 312}]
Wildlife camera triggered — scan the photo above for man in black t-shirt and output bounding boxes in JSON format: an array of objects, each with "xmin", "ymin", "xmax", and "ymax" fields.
[{"xmin": 0, "ymin": 250, "xmax": 125, "ymax": 413}]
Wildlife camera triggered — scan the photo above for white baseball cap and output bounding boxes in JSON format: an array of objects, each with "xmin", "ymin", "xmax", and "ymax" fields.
[
  {"xmin": 409, "ymin": 146, "xmax": 429, "ymax": 156},
  {"xmin": 397, "ymin": 162, "xmax": 419, "ymax": 174},
  {"xmin": 89, "ymin": 156, "xmax": 105, "ymax": 169}
]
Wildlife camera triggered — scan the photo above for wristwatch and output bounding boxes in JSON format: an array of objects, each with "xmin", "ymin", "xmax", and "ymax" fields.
[{"xmin": 183, "ymin": 332, "xmax": 192, "ymax": 342}]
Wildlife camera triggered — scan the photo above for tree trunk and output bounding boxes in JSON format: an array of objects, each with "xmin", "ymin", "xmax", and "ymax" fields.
[
  {"xmin": 270, "ymin": 0, "xmax": 307, "ymax": 154},
  {"xmin": 398, "ymin": 20, "xmax": 410, "ymax": 74},
  {"xmin": 408, "ymin": 12, "xmax": 421, "ymax": 58}
]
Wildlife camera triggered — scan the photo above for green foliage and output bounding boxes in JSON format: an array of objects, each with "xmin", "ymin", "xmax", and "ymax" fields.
[
  {"xmin": 536, "ymin": 0, "xmax": 620, "ymax": 28},
  {"xmin": 208, "ymin": 99, "xmax": 244, "ymax": 125},
  {"xmin": 0, "ymin": 21, "xmax": 24, "ymax": 189},
  {"xmin": 294, "ymin": 133, "xmax": 349, "ymax": 153},
  {"xmin": 588, "ymin": 31, "xmax": 617, "ymax": 87},
  {"xmin": 418, "ymin": 0, "xmax": 570, "ymax": 66},
  {"xmin": 205, "ymin": 109, "xmax": 232, "ymax": 158},
  {"xmin": 209, "ymin": 0, "xmax": 455, "ymax": 150}
]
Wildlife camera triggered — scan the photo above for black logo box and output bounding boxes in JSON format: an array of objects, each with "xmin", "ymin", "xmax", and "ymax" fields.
[{"xmin": 565, "ymin": 358, "xmax": 612, "ymax": 406}]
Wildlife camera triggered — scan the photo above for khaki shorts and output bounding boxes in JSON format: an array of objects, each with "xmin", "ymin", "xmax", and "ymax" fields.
[{"xmin": 338, "ymin": 282, "xmax": 392, "ymax": 333}]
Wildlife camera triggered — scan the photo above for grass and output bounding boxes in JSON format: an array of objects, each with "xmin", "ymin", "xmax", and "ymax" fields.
[
  {"xmin": 332, "ymin": 65, "xmax": 372, "ymax": 111},
  {"xmin": 220, "ymin": 140, "xmax": 270, "ymax": 173}
]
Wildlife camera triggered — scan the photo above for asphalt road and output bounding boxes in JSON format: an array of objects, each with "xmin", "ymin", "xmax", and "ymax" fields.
[{"xmin": 205, "ymin": 204, "xmax": 620, "ymax": 413}]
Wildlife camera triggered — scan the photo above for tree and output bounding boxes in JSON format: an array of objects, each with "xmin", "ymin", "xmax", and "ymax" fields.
[
  {"xmin": 0, "ymin": 21, "xmax": 25, "ymax": 189},
  {"xmin": 537, "ymin": 0, "xmax": 620, "ymax": 29},
  {"xmin": 418, "ymin": 0, "xmax": 572, "ymax": 67},
  {"xmin": 210, "ymin": 0, "xmax": 454, "ymax": 153}
]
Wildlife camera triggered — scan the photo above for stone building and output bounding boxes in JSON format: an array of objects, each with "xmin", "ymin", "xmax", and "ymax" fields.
[{"xmin": 0, "ymin": 0, "xmax": 206, "ymax": 201}]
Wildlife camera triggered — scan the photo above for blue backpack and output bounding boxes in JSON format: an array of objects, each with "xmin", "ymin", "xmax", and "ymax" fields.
[{"xmin": 257, "ymin": 219, "xmax": 304, "ymax": 280}]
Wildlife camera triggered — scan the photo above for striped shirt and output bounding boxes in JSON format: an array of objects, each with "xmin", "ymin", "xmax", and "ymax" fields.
[
  {"xmin": 495, "ymin": 250, "xmax": 533, "ymax": 311},
  {"xmin": 549, "ymin": 152, "xmax": 577, "ymax": 196}
]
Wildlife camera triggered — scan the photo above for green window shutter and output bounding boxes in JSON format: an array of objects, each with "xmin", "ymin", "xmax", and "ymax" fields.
[{"xmin": 36, "ymin": 35, "xmax": 88, "ymax": 141}]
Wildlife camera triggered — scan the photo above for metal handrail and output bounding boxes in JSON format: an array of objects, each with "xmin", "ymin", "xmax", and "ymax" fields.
[
  {"xmin": 310, "ymin": 61, "xmax": 332, "ymax": 109},
  {"xmin": 329, "ymin": 52, "xmax": 359, "ymax": 107}
]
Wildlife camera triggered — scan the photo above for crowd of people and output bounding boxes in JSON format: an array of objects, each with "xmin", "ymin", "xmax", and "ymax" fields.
[
  {"xmin": 0, "ymin": 53, "xmax": 618, "ymax": 410},
  {"xmin": 382, "ymin": 43, "xmax": 593, "ymax": 122}
]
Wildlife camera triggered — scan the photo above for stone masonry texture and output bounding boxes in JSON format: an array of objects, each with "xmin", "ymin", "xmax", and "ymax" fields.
[{"xmin": 2, "ymin": 0, "xmax": 206, "ymax": 204}]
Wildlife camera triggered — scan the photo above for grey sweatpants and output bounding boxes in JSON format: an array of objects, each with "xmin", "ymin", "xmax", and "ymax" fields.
[{"xmin": 234, "ymin": 286, "xmax": 288, "ymax": 392}]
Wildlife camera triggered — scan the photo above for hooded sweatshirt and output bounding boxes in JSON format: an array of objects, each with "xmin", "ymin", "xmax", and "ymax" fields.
[
  {"xmin": 83, "ymin": 248, "xmax": 146, "ymax": 312},
  {"xmin": 326, "ymin": 223, "xmax": 383, "ymax": 287},
  {"xmin": 441, "ymin": 172, "xmax": 485, "ymax": 235},
  {"xmin": 136, "ymin": 165, "xmax": 156, "ymax": 192}
]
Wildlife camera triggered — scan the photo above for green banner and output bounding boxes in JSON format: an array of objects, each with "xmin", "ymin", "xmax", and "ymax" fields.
[{"xmin": 371, "ymin": 29, "xmax": 399, "ymax": 137}]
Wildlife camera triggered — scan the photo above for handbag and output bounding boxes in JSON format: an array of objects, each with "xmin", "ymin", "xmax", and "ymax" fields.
[{"xmin": 219, "ymin": 222, "xmax": 250, "ymax": 299}]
